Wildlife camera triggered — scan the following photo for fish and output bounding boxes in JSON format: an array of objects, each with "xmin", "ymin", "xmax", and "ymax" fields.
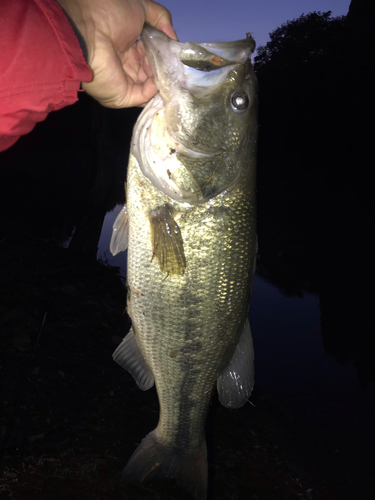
[{"xmin": 110, "ymin": 24, "xmax": 258, "ymax": 500}]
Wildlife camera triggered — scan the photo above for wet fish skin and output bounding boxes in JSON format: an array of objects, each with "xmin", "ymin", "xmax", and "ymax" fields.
[{"xmin": 111, "ymin": 25, "xmax": 258, "ymax": 499}]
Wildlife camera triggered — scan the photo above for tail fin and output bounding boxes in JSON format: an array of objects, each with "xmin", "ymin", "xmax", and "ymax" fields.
[{"xmin": 122, "ymin": 430, "xmax": 208, "ymax": 500}]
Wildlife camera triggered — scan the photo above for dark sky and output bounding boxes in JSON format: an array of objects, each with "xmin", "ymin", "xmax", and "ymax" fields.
[{"xmin": 161, "ymin": 0, "xmax": 350, "ymax": 54}]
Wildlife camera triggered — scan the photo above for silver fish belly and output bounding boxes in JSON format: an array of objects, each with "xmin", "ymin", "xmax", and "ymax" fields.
[{"xmin": 110, "ymin": 25, "xmax": 258, "ymax": 500}]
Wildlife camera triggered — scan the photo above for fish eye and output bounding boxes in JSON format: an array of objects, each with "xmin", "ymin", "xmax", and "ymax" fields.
[{"xmin": 231, "ymin": 92, "xmax": 249, "ymax": 113}]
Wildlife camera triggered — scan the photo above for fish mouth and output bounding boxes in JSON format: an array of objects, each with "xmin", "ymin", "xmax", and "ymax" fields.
[
  {"xmin": 141, "ymin": 24, "xmax": 256, "ymax": 63},
  {"xmin": 141, "ymin": 25, "xmax": 255, "ymax": 96}
]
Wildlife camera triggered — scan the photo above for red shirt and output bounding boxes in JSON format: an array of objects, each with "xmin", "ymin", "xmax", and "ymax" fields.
[{"xmin": 0, "ymin": 0, "xmax": 92, "ymax": 152}]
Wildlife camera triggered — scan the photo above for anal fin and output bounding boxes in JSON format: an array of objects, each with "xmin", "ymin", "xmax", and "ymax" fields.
[{"xmin": 113, "ymin": 327, "xmax": 154, "ymax": 390}]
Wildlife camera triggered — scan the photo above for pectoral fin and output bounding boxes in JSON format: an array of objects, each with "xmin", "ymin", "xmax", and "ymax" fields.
[
  {"xmin": 113, "ymin": 327, "xmax": 154, "ymax": 391},
  {"xmin": 110, "ymin": 205, "xmax": 129, "ymax": 256},
  {"xmin": 217, "ymin": 318, "xmax": 254, "ymax": 408},
  {"xmin": 149, "ymin": 204, "xmax": 186, "ymax": 276}
]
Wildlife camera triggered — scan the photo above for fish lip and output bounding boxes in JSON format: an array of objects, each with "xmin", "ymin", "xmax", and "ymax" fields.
[
  {"xmin": 141, "ymin": 25, "xmax": 183, "ymax": 91},
  {"xmin": 141, "ymin": 25, "xmax": 182, "ymax": 63},
  {"xmin": 142, "ymin": 23, "xmax": 175, "ymax": 44},
  {"xmin": 141, "ymin": 24, "xmax": 181, "ymax": 53}
]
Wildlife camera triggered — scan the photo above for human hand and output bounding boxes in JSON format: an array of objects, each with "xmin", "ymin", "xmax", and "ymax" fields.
[{"xmin": 56, "ymin": 0, "xmax": 177, "ymax": 108}]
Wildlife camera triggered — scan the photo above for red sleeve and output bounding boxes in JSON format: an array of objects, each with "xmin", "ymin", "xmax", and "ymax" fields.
[{"xmin": 0, "ymin": 0, "xmax": 93, "ymax": 152}]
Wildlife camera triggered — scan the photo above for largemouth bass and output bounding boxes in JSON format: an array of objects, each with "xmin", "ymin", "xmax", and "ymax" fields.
[{"xmin": 110, "ymin": 25, "xmax": 258, "ymax": 499}]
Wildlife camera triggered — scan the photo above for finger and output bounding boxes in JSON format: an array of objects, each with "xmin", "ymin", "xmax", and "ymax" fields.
[
  {"xmin": 144, "ymin": 0, "xmax": 178, "ymax": 40},
  {"xmin": 126, "ymin": 78, "xmax": 158, "ymax": 107}
]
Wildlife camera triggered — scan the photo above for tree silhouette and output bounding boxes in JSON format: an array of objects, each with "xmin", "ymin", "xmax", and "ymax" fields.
[
  {"xmin": 254, "ymin": 11, "xmax": 345, "ymax": 73},
  {"xmin": 253, "ymin": 5, "xmax": 375, "ymax": 386},
  {"xmin": 254, "ymin": 11, "xmax": 346, "ymax": 173}
]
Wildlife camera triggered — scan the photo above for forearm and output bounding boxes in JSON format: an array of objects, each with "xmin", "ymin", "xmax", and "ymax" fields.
[{"xmin": 0, "ymin": 0, "xmax": 92, "ymax": 152}]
